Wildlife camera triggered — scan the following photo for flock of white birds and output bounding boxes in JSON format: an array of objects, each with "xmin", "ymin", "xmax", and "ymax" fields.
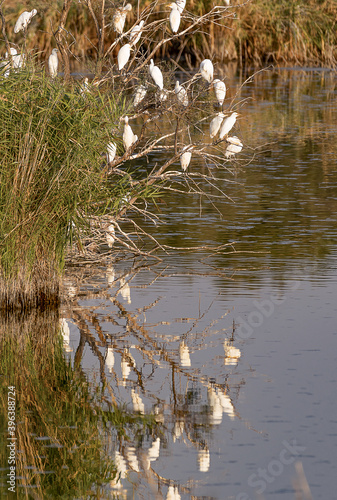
[{"xmin": 2, "ymin": 4, "xmax": 243, "ymax": 173}]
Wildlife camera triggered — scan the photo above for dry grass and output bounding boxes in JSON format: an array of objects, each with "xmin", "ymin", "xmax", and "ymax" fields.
[{"xmin": 2, "ymin": 0, "xmax": 336, "ymax": 67}]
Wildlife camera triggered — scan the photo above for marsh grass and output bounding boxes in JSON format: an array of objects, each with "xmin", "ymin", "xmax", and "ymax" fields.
[
  {"xmin": 3, "ymin": 0, "xmax": 336, "ymax": 67},
  {"xmin": 237, "ymin": 0, "xmax": 337, "ymax": 67},
  {"xmin": 0, "ymin": 65, "xmax": 127, "ymax": 311}
]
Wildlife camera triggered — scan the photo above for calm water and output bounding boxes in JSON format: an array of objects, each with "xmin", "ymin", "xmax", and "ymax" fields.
[{"xmin": 2, "ymin": 69, "xmax": 337, "ymax": 499}]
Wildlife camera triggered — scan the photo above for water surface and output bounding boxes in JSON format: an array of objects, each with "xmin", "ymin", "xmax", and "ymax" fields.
[{"xmin": 2, "ymin": 68, "xmax": 337, "ymax": 499}]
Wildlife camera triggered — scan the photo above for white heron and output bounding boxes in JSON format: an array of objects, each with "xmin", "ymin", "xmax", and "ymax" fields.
[
  {"xmin": 225, "ymin": 136, "xmax": 243, "ymax": 157},
  {"xmin": 5, "ymin": 47, "xmax": 17, "ymax": 58},
  {"xmin": 209, "ymin": 112, "xmax": 225, "ymax": 138},
  {"xmin": 5, "ymin": 48, "xmax": 24, "ymax": 70},
  {"xmin": 14, "ymin": 9, "xmax": 37, "ymax": 34},
  {"xmin": 213, "ymin": 79, "xmax": 226, "ymax": 106},
  {"xmin": 176, "ymin": 0, "xmax": 186, "ymax": 13},
  {"xmin": 227, "ymin": 136, "xmax": 243, "ymax": 146},
  {"xmin": 199, "ymin": 59, "xmax": 213, "ymax": 83},
  {"xmin": 175, "ymin": 80, "xmax": 188, "ymax": 106},
  {"xmin": 133, "ymin": 85, "xmax": 147, "ymax": 106},
  {"xmin": 219, "ymin": 111, "xmax": 239, "ymax": 139},
  {"xmin": 48, "ymin": 48, "xmax": 58, "ymax": 78},
  {"xmin": 149, "ymin": 59, "xmax": 163, "ymax": 90},
  {"xmin": 106, "ymin": 224, "xmax": 115, "ymax": 248},
  {"xmin": 169, "ymin": 3, "xmax": 180, "ymax": 33},
  {"xmin": 180, "ymin": 145, "xmax": 192, "ymax": 171},
  {"xmin": 112, "ymin": 4, "xmax": 132, "ymax": 35},
  {"xmin": 107, "ymin": 142, "xmax": 117, "ymax": 163},
  {"xmin": 117, "ymin": 43, "xmax": 131, "ymax": 70},
  {"xmin": 129, "ymin": 20, "xmax": 144, "ymax": 45},
  {"xmin": 123, "ymin": 117, "xmax": 137, "ymax": 150}
]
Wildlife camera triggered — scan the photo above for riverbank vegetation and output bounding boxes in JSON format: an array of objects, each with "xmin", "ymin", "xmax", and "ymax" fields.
[
  {"xmin": 2, "ymin": 0, "xmax": 336, "ymax": 68},
  {"xmin": 1, "ymin": 0, "xmax": 242, "ymax": 310},
  {"xmin": 1, "ymin": 0, "xmax": 334, "ymax": 309}
]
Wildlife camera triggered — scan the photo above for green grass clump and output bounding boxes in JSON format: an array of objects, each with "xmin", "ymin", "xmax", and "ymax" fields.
[{"xmin": 0, "ymin": 66, "xmax": 121, "ymax": 311}]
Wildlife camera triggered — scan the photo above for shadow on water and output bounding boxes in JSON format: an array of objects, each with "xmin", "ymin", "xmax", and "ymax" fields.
[{"xmin": 1, "ymin": 69, "xmax": 337, "ymax": 499}]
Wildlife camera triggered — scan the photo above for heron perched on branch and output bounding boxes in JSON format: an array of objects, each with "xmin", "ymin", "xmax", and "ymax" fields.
[{"xmin": 14, "ymin": 9, "xmax": 37, "ymax": 34}]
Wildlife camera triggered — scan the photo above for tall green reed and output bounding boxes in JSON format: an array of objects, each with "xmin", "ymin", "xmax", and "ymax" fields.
[{"xmin": 0, "ymin": 65, "xmax": 123, "ymax": 310}]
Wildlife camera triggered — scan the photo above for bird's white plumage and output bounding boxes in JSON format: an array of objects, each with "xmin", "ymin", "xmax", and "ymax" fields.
[
  {"xmin": 169, "ymin": 3, "xmax": 180, "ymax": 33},
  {"xmin": 123, "ymin": 117, "xmax": 137, "ymax": 150},
  {"xmin": 117, "ymin": 43, "xmax": 131, "ymax": 70},
  {"xmin": 213, "ymin": 79, "xmax": 226, "ymax": 105},
  {"xmin": 149, "ymin": 59, "xmax": 163, "ymax": 90},
  {"xmin": 107, "ymin": 142, "xmax": 117, "ymax": 163},
  {"xmin": 209, "ymin": 112, "xmax": 225, "ymax": 138},
  {"xmin": 5, "ymin": 48, "xmax": 25, "ymax": 70},
  {"xmin": 14, "ymin": 9, "xmax": 37, "ymax": 34},
  {"xmin": 227, "ymin": 135, "xmax": 242, "ymax": 146},
  {"xmin": 225, "ymin": 137, "xmax": 243, "ymax": 157},
  {"xmin": 5, "ymin": 48, "xmax": 17, "ymax": 57},
  {"xmin": 133, "ymin": 85, "xmax": 147, "ymax": 106},
  {"xmin": 129, "ymin": 20, "xmax": 144, "ymax": 45},
  {"xmin": 180, "ymin": 145, "xmax": 192, "ymax": 171},
  {"xmin": 199, "ymin": 59, "xmax": 213, "ymax": 83},
  {"xmin": 175, "ymin": 80, "xmax": 188, "ymax": 106},
  {"xmin": 48, "ymin": 48, "xmax": 58, "ymax": 78},
  {"xmin": 106, "ymin": 224, "xmax": 116, "ymax": 247},
  {"xmin": 219, "ymin": 112, "xmax": 239, "ymax": 139},
  {"xmin": 176, "ymin": 0, "xmax": 186, "ymax": 14},
  {"xmin": 112, "ymin": 3, "xmax": 132, "ymax": 35}
]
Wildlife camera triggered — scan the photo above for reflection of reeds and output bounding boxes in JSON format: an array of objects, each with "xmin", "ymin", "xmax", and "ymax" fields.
[{"xmin": 0, "ymin": 310, "xmax": 155, "ymax": 497}]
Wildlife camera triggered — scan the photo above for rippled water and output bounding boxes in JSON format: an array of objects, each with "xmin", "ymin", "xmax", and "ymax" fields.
[{"xmin": 2, "ymin": 69, "xmax": 337, "ymax": 499}]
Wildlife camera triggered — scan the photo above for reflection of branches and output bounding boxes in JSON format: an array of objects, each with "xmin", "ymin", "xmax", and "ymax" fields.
[{"xmin": 60, "ymin": 256, "xmax": 269, "ymax": 498}]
